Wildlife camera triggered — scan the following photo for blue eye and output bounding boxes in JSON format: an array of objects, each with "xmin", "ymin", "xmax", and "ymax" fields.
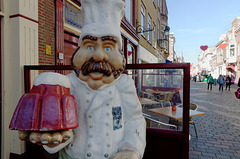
[
  {"xmin": 88, "ymin": 46, "xmax": 93, "ymax": 51},
  {"xmin": 105, "ymin": 47, "xmax": 111, "ymax": 51}
]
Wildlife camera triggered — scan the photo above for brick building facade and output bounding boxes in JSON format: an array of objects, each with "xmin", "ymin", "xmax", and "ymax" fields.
[{"xmin": 38, "ymin": 0, "xmax": 55, "ymax": 65}]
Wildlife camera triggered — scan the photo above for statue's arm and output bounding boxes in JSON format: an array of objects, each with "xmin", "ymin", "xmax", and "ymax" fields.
[{"xmin": 112, "ymin": 74, "xmax": 146, "ymax": 159}]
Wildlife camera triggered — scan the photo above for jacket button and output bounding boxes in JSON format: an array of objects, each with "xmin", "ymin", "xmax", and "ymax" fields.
[
  {"xmin": 88, "ymin": 115, "xmax": 92, "ymax": 118},
  {"xmin": 106, "ymin": 132, "xmax": 110, "ymax": 136},
  {"xmin": 104, "ymin": 153, "xmax": 109, "ymax": 158},
  {"xmin": 106, "ymin": 112, "xmax": 110, "ymax": 116},
  {"xmin": 86, "ymin": 99, "xmax": 90, "ymax": 103},
  {"xmin": 107, "ymin": 144, "xmax": 110, "ymax": 148},
  {"xmin": 106, "ymin": 122, "xmax": 109, "ymax": 126},
  {"xmin": 87, "ymin": 152, "xmax": 92, "ymax": 157},
  {"xmin": 109, "ymin": 91, "xmax": 112, "ymax": 94},
  {"xmin": 106, "ymin": 103, "xmax": 110, "ymax": 106},
  {"xmin": 88, "ymin": 144, "xmax": 92, "ymax": 148},
  {"xmin": 89, "ymin": 125, "xmax": 93, "ymax": 128}
]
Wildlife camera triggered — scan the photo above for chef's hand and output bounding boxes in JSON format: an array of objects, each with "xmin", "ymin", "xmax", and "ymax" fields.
[
  {"xmin": 109, "ymin": 150, "xmax": 139, "ymax": 159},
  {"xmin": 18, "ymin": 130, "xmax": 72, "ymax": 147}
]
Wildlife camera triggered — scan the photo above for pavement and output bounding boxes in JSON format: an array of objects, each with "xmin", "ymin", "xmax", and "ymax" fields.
[{"xmin": 189, "ymin": 81, "xmax": 240, "ymax": 159}]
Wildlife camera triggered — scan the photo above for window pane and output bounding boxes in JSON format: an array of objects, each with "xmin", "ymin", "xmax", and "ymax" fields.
[
  {"xmin": 153, "ymin": 23, "xmax": 156, "ymax": 47},
  {"xmin": 125, "ymin": 0, "xmax": 132, "ymax": 24},
  {"xmin": 148, "ymin": 16, "xmax": 151, "ymax": 42},
  {"xmin": 141, "ymin": 5, "xmax": 145, "ymax": 36},
  {"xmin": 125, "ymin": 68, "xmax": 184, "ymax": 131},
  {"xmin": 127, "ymin": 44, "xmax": 134, "ymax": 64}
]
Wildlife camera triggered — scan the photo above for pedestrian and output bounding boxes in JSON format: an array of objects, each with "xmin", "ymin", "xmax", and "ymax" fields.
[
  {"xmin": 207, "ymin": 74, "xmax": 214, "ymax": 90},
  {"xmin": 164, "ymin": 77, "xmax": 168, "ymax": 87},
  {"xmin": 196, "ymin": 75, "xmax": 199, "ymax": 82},
  {"xmin": 238, "ymin": 77, "xmax": 240, "ymax": 87},
  {"xmin": 217, "ymin": 74, "xmax": 224, "ymax": 91},
  {"xmin": 225, "ymin": 75, "xmax": 231, "ymax": 91},
  {"xmin": 193, "ymin": 75, "xmax": 196, "ymax": 82}
]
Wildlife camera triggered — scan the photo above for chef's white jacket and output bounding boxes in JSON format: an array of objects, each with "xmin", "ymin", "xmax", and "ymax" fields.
[{"xmin": 44, "ymin": 72, "xmax": 146, "ymax": 159}]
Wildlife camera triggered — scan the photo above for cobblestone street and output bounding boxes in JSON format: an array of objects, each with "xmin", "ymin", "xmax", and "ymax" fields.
[{"xmin": 189, "ymin": 81, "xmax": 240, "ymax": 159}]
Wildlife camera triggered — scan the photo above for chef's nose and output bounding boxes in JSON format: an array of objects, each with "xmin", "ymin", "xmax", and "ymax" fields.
[
  {"xmin": 92, "ymin": 45, "xmax": 105, "ymax": 61},
  {"xmin": 92, "ymin": 39, "xmax": 109, "ymax": 61}
]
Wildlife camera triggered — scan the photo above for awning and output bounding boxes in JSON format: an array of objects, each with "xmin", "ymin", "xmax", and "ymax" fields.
[
  {"xmin": 166, "ymin": 59, "xmax": 172, "ymax": 63},
  {"xmin": 226, "ymin": 65, "xmax": 235, "ymax": 71}
]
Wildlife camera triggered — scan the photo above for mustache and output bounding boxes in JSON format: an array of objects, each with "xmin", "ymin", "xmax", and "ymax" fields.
[{"xmin": 81, "ymin": 59, "xmax": 114, "ymax": 77}]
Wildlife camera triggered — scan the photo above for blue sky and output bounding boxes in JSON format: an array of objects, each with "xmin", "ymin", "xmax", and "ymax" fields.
[{"xmin": 167, "ymin": 0, "xmax": 240, "ymax": 63}]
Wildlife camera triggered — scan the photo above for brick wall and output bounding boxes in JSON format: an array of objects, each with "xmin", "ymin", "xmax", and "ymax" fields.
[{"xmin": 38, "ymin": 0, "xmax": 55, "ymax": 65}]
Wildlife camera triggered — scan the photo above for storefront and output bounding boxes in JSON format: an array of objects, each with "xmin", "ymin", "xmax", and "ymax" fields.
[
  {"xmin": 55, "ymin": 0, "xmax": 81, "ymax": 75},
  {"xmin": 226, "ymin": 64, "xmax": 236, "ymax": 82}
]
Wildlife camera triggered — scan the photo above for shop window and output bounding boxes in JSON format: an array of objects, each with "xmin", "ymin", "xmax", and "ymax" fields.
[{"xmin": 127, "ymin": 44, "xmax": 135, "ymax": 64}]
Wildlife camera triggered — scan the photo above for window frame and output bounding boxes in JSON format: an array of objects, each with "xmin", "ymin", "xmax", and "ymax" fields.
[
  {"xmin": 148, "ymin": 14, "xmax": 152, "ymax": 43},
  {"xmin": 153, "ymin": 23, "xmax": 156, "ymax": 48},
  {"xmin": 141, "ymin": 4, "xmax": 146, "ymax": 37},
  {"xmin": 125, "ymin": 0, "xmax": 133, "ymax": 25}
]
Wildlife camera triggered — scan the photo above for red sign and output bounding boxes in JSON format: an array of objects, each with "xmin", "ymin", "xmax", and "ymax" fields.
[
  {"xmin": 219, "ymin": 43, "xmax": 227, "ymax": 49},
  {"xmin": 200, "ymin": 45, "xmax": 208, "ymax": 51}
]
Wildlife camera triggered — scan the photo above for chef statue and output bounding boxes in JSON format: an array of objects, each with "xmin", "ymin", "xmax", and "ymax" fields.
[{"xmin": 9, "ymin": 0, "xmax": 146, "ymax": 159}]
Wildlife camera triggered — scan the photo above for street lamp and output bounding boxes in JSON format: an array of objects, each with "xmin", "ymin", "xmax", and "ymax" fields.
[
  {"xmin": 164, "ymin": 26, "xmax": 170, "ymax": 38},
  {"xmin": 157, "ymin": 26, "xmax": 170, "ymax": 43},
  {"xmin": 157, "ymin": 26, "xmax": 170, "ymax": 54}
]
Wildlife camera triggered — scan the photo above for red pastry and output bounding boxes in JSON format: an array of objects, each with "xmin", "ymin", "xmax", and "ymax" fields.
[{"xmin": 9, "ymin": 84, "xmax": 78, "ymax": 131}]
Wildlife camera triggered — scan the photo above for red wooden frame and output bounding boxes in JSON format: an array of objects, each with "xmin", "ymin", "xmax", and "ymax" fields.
[
  {"xmin": 23, "ymin": 63, "xmax": 190, "ymax": 159},
  {"xmin": 0, "ymin": 19, "xmax": 2, "ymax": 159},
  {"xmin": 127, "ymin": 63, "xmax": 190, "ymax": 159}
]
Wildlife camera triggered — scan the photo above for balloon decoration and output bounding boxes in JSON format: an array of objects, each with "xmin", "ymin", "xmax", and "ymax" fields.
[
  {"xmin": 200, "ymin": 45, "xmax": 208, "ymax": 51},
  {"xmin": 219, "ymin": 43, "xmax": 227, "ymax": 49}
]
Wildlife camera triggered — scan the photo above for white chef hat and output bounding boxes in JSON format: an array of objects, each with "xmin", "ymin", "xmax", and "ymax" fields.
[{"xmin": 78, "ymin": 0, "xmax": 125, "ymax": 48}]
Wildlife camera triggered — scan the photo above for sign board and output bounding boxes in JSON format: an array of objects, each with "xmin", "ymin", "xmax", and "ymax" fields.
[
  {"xmin": 65, "ymin": 2, "xmax": 83, "ymax": 29},
  {"xmin": 59, "ymin": 53, "xmax": 64, "ymax": 60},
  {"xmin": 45, "ymin": 45, "xmax": 51, "ymax": 55}
]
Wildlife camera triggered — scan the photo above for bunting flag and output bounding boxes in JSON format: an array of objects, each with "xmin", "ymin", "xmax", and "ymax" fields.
[{"xmin": 200, "ymin": 45, "xmax": 208, "ymax": 51}]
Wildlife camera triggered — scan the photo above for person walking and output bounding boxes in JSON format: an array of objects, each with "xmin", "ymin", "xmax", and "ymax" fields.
[
  {"xmin": 238, "ymin": 77, "xmax": 240, "ymax": 87},
  {"xmin": 225, "ymin": 75, "xmax": 231, "ymax": 91},
  {"xmin": 193, "ymin": 75, "xmax": 196, "ymax": 82},
  {"xmin": 207, "ymin": 74, "xmax": 214, "ymax": 90},
  {"xmin": 217, "ymin": 75, "xmax": 224, "ymax": 91}
]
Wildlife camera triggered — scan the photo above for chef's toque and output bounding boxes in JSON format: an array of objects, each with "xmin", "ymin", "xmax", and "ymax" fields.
[{"xmin": 78, "ymin": 0, "xmax": 125, "ymax": 48}]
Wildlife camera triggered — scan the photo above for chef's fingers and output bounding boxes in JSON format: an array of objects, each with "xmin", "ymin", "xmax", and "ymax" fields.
[
  {"xmin": 40, "ymin": 132, "xmax": 52, "ymax": 145},
  {"xmin": 22, "ymin": 130, "xmax": 69, "ymax": 145},
  {"xmin": 61, "ymin": 130, "xmax": 71, "ymax": 141},
  {"xmin": 29, "ymin": 132, "xmax": 41, "ymax": 144},
  {"xmin": 18, "ymin": 130, "xmax": 29, "ymax": 141},
  {"xmin": 51, "ymin": 132, "xmax": 63, "ymax": 144}
]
